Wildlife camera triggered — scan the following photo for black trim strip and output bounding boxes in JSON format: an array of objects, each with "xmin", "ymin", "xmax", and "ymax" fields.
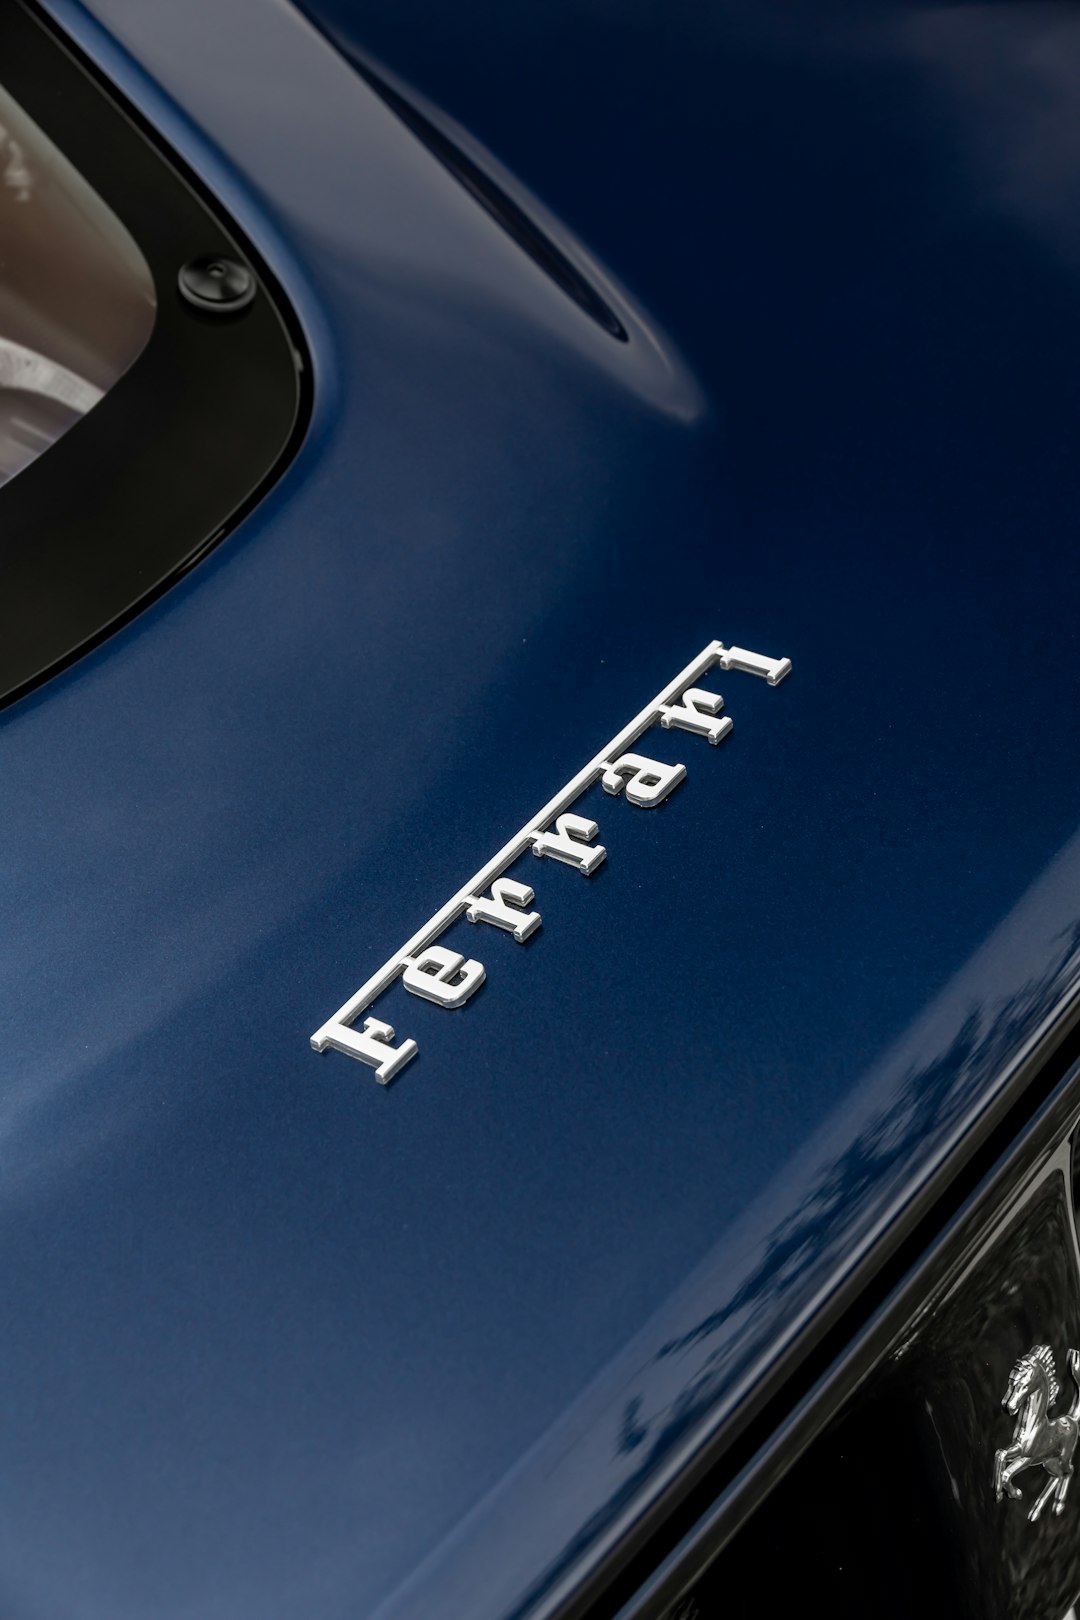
[
  {"xmin": 515, "ymin": 985, "xmax": 1080, "ymax": 1620},
  {"xmin": 601, "ymin": 1004, "xmax": 1080, "ymax": 1620}
]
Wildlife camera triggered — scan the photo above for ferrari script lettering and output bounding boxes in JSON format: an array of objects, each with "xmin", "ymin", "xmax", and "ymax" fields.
[{"xmin": 310, "ymin": 638, "xmax": 791, "ymax": 1083}]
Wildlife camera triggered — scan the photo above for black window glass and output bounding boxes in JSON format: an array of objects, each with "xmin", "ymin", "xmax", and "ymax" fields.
[{"xmin": 0, "ymin": 81, "xmax": 155, "ymax": 485}]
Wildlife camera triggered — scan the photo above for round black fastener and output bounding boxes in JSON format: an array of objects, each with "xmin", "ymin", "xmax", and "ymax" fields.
[{"xmin": 178, "ymin": 254, "xmax": 256, "ymax": 314}]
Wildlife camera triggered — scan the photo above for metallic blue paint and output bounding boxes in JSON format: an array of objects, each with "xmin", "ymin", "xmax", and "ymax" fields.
[{"xmin": 6, "ymin": 1, "xmax": 1080, "ymax": 1615}]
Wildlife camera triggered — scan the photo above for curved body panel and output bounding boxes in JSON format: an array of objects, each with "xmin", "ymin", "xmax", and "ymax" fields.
[{"xmin": 6, "ymin": 2, "xmax": 1080, "ymax": 1615}]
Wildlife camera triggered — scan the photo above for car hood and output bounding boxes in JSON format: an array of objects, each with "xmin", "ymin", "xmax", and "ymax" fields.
[{"xmin": 9, "ymin": 2, "xmax": 1080, "ymax": 1616}]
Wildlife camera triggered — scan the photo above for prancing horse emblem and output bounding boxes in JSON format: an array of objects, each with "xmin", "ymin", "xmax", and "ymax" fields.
[{"xmin": 994, "ymin": 1344, "xmax": 1080, "ymax": 1521}]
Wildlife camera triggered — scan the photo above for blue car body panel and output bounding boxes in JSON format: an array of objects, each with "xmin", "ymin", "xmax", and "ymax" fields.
[{"xmin": 6, "ymin": 1, "xmax": 1080, "ymax": 1615}]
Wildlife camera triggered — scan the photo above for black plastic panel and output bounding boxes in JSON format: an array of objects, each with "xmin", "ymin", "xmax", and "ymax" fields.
[
  {"xmin": 0, "ymin": 1, "xmax": 305, "ymax": 707},
  {"xmin": 635, "ymin": 1079, "xmax": 1080, "ymax": 1620},
  {"xmin": 677, "ymin": 1150, "xmax": 1080, "ymax": 1620}
]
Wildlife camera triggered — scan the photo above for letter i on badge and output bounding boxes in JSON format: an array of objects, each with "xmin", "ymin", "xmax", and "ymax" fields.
[{"xmin": 718, "ymin": 645, "xmax": 791, "ymax": 685}]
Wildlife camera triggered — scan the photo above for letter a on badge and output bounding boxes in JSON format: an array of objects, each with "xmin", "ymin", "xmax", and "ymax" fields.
[{"xmin": 602, "ymin": 753, "xmax": 686, "ymax": 807}]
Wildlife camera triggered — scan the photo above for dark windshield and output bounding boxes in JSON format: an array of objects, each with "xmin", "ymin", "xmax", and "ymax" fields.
[{"xmin": 0, "ymin": 82, "xmax": 155, "ymax": 485}]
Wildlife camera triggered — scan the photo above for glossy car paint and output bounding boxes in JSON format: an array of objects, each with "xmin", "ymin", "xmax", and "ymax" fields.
[{"xmin": 6, "ymin": 1, "xmax": 1080, "ymax": 1616}]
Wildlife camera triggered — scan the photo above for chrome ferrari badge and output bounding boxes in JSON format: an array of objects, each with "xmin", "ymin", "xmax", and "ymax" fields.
[
  {"xmin": 994, "ymin": 1344, "xmax": 1080, "ymax": 1521},
  {"xmin": 309, "ymin": 638, "xmax": 791, "ymax": 1083}
]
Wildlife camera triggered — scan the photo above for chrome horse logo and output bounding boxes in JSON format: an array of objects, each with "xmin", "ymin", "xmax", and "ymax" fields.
[{"xmin": 994, "ymin": 1344, "xmax": 1080, "ymax": 1521}]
